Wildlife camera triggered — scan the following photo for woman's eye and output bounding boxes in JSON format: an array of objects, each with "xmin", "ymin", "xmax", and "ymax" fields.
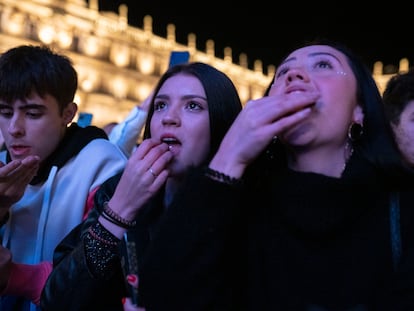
[
  {"xmin": 154, "ymin": 101, "xmax": 166, "ymax": 110},
  {"xmin": 187, "ymin": 101, "xmax": 202, "ymax": 110},
  {"xmin": 315, "ymin": 60, "xmax": 333, "ymax": 69},
  {"xmin": 276, "ymin": 67, "xmax": 288, "ymax": 78}
]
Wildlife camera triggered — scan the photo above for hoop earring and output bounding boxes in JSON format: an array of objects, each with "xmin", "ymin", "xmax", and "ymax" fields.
[{"xmin": 348, "ymin": 122, "xmax": 363, "ymax": 142}]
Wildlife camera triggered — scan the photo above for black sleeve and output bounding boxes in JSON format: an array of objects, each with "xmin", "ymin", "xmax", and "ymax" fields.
[
  {"xmin": 40, "ymin": 174, "xmax": 126, "ymax": 311},
  {"xmin": 139, "ymin": 167, "xmax": 246, "ymax": 311}
]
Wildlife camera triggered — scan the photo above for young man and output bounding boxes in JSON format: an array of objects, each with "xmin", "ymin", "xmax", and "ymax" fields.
[{"xmin": 0, "ymin": 45, "xmax": 127, "ymax": 311}]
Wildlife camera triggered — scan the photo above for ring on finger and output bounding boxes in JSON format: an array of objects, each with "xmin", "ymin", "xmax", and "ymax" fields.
[{"xmin": 149, "ymin": 167, "xmax": 157, "ymax": 178}]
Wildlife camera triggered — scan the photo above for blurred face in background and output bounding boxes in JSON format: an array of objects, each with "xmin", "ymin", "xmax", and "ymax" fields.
[{"xmin": 390, "ymin": 100, "xmax": 414, "ymax": 166}]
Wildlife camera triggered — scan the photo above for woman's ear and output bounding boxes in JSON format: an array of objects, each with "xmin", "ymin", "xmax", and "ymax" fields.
[
  {"xmin": 352, "ymin": 105, "xmax": 364, "ymax": 124},
  {"xmin": 62, "ymin": 102, "xmax": 78, "ymax": 125}
]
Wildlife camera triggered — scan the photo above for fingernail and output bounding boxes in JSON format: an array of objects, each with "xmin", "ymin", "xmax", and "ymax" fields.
[{"xmin": 127, "ymin": 274, "xmax": 137, "ymax": 283}]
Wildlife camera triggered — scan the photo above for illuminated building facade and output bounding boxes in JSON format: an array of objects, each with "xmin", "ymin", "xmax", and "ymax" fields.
[{"xmin": 0, "ymin": 0, "xmax": 409, "ymax": 127}]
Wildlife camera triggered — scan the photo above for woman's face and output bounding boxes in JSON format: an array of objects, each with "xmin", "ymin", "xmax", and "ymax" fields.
[
  {"xmin": 150, "ymin": 73, "xmax": 210, "ymax": 177},
  {"xmin": 269, "ymin": 45, "xmax": 363, "ymax": 148}
]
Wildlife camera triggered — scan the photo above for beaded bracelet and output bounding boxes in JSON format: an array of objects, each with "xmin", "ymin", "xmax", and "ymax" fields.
[
  {"xmin": 102, "ymin": 201, "xmax": 136, "ymax": 229},
  {"xmin": 204, "ymin": 167, "xmax": 242, "ymax": 186},
  {"xmin": 100, "ymin": 210, "xmax": 131, "ymax": 229}
]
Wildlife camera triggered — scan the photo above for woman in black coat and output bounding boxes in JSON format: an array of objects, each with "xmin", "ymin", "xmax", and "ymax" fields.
[
  {"xmin": 40, "ymin": 62, "xmax": 243, "ymax": 311},
  {"xmin": 133, "ymin": 39, "xmax": 414, "ymax": 310}
]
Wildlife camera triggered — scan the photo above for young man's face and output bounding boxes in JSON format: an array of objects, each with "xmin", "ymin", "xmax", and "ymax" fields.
[{"xmin": 0, "ymin": 91, "xmax": 75, "ymax": 164}]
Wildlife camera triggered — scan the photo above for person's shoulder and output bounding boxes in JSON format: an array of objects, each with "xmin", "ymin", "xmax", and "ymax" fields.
[{"xmin": 79, "ymin": 138, "xmax": 127, "ymax": 160}]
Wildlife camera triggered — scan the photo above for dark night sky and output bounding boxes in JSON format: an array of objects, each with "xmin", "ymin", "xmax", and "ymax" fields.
[{"xmin": 96, "ymin": 1, "xmax": 411, "ymax": 75}]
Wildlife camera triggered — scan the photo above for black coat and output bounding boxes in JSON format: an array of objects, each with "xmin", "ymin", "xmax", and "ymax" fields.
[{"xmin": 41, "ymin": 152, "xmax": 414, "ymax": 311}]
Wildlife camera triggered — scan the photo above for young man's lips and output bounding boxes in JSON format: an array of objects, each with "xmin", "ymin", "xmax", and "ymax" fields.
[{"xmin": 10, "ymin": 146, "xmax": 31, "ymax": 156}]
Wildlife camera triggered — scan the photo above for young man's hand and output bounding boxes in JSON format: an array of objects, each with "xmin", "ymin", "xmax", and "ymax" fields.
[{"xmin": 0, "ymin": 156, "xmax": 40, "ymax": 213}]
